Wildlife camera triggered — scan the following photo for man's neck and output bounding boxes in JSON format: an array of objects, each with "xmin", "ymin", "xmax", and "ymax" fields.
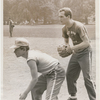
[{"xmin": 66, "ymin": 19, "xmax": 74, "ymax": 28}]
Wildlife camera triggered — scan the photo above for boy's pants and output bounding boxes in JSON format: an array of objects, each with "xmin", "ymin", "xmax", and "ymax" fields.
[
  {"xmin": 31, "ymin": 64, "xmax": 65, "ymax": 100},
  {"xmin": 66, "ymin": 47, "xmax": 96, "ymax": 100}
]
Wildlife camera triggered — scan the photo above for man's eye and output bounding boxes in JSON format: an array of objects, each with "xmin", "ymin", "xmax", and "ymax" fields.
[
  {"xmin": 15, "ymin": 48, "xmax": 20, "ymax": 51},
  {"xmin": 60, "ymin": 16, "xmax": 63, "ymax": 18}
]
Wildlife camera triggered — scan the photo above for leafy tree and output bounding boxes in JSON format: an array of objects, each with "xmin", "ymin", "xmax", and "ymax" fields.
[
  {"xmin": 82, "ymin": 0, "xmax": 95, "ymax": 24},
  {"xmin": 3, "ymin": 0, "xmax": 11, "ymax": 24},
  {"xmin": 39, "ymin": 1, "xmax": 56, "ymax": 24},
  {"xmin": 8, "ymin": 0, "xmax": 43, "ymax": 23},
  {"xmin": 9, "ymin": 0, "xmax": 32, "ymax": 23},
  {"xmin": 39, "ymin": 0, "xmax": 63, "ymax": 24},
  {"xmin": 62, "ymin": 0, "xmax": 95, "ymax": 24},
  {"xmin": 3, "ymin": 0, "xmax": 63, "ymax": 24}
]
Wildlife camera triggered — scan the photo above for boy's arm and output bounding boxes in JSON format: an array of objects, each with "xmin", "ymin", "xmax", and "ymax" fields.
[{"xmin": 19, "ymin": 60, "xmax": 38, "ymax": 99}]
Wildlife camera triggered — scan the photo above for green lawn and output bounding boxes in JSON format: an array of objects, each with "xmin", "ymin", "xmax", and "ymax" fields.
[{"xmin": 3, "ymin": 24, "xmax": 95, "ymax": 39}]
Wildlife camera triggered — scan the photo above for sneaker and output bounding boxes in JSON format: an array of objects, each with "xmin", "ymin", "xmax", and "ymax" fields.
[{"xmin": 67, "ymin": 97, "xmax": 77, "ymax": 100}]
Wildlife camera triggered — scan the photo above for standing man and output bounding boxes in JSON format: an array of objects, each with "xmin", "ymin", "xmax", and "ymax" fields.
[
  {"xmin": 57, "ymin": 7, "xmax": 96, "ymax": 100},
  {"xmin": 9, "ymin": 18, "xmax": 14, "ymax": 37},
  {"xmin": 10, "ymin": 38, "xmax": 65, "ymax": 100}
]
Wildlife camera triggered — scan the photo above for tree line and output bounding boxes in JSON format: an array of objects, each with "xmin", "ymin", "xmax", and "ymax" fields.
[{"xmin": 3, "ymin": 0, "xmax": 95, "ymax": 25}]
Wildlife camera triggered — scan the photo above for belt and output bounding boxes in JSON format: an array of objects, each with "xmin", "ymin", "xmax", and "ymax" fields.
[{"xmin": 47, "ymin": 63, "xmax": 59, "ymax": 75}]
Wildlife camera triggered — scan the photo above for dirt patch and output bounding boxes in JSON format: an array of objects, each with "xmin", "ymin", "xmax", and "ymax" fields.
[{"xmin": 3, "ymin": 37, "xmax": 96, "ymax": 100}]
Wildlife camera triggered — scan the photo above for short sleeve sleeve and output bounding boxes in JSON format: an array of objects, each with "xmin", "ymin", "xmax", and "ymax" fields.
[
  {"xmin": 27, "ymin": 57, "xmax": 36, "ymax": 62},
  {"xmin": 77, "ymin": 25, "xmax": 88, "ymax": 38},
  {"xmin": 62, "ymin": 26, "xmax": 69, "ymax": 38},
  {"xmin": 27, "ymin": 51, "xmax": 37, "ymax": 62}
]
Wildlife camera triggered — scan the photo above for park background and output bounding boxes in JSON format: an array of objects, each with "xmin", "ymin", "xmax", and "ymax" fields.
[{"xmin": 2, "ymin": 0, "xmax": 99, "ymax": 100}]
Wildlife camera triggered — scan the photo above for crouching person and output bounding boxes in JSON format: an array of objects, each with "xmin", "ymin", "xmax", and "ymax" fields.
[{"xmin": 10, "ymin": 38, "xmax": 65, "ymax": 100}]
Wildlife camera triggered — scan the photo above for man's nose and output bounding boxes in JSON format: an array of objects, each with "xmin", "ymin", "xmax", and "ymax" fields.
[{"xmin": 14, "ymin": 50, "xmax": 16, "ymax": 53}]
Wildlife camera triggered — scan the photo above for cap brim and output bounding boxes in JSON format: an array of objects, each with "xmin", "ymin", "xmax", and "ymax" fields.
[{"xmin": 10, "ymin": 45, "xmax": 20, "ymax": 49}]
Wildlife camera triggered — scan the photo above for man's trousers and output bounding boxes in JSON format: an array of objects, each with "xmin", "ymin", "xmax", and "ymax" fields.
[{"xmin": 66, "ymin": 47, "xmax": 96, "ymax": 100}]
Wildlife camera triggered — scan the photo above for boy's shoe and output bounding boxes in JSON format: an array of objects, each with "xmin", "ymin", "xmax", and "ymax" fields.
[{"xmin": 67, "ymin": 97, "xmax": 77, "ymax": 100}]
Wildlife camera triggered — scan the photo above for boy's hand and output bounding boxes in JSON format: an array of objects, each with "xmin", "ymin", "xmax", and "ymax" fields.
[{"xmin": 19, "ymin": 93, "xmax": 27, "ymax": 100}]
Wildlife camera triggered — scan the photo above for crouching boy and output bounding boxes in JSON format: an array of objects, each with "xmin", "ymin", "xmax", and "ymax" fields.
[{"xmin": 10, "ymin": 38, "xmax": 65, "ymax": 100}]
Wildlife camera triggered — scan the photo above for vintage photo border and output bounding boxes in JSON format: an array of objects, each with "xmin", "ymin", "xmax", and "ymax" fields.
[{"xmin": 0, "ymin": 0, "xmax": 100, "ymax": 100}]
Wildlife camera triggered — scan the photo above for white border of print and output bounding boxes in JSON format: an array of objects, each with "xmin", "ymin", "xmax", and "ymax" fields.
[
  {"xmin": 0, "ymin": 0, "xmax": 100, "ymax": 100},
  {"xmin": 96, "ymin": 0, "xmax": 100, "ymax": 100},
  {"xmin": 0, "ymin": 0, "xmax": 3, "ymax": 100}
]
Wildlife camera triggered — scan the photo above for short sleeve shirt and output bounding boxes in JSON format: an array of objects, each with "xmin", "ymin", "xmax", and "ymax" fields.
[
  {"xmin": 62, "ymin": 21, "xmax": 90, "ymax": 45},
  {"xmin": 27, "ymin": 50, "xmax": 59, "ymax": 74}
]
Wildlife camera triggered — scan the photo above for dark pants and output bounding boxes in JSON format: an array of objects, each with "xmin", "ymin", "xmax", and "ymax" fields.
[
  {"xmin": 9, "ymin": 27, "xmax": 13, "ymax": 37},
  {"xmin": 66, "ymin": 47, "xmax": 96, "ymax": 100},
  {"xmin": 31, "ymin": 64, "xmax": 65, "ymax": 100}
]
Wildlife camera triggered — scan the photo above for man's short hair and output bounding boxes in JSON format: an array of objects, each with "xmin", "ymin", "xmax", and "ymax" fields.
[{"xmin": 59, "ymin": 7, "xmax": 72, "ymax": 18}]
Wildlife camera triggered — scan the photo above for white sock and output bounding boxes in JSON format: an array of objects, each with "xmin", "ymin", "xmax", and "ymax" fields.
[{"xmin": 70, "ymin": 96, "xmax": 77, "ymax": 99}]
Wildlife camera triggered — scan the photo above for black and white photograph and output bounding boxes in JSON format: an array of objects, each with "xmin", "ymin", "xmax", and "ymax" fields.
[{"xmin": 1, "ymin": 0, "xmax": 100, "ymax": 100}]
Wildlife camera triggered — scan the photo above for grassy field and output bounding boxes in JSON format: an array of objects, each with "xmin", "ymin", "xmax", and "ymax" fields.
[
  {"xmin": 3, "ymin": 24, "xmax": 95, "ymax": 39},
  {"xmin": 3, "ymin": 25, "xmax": 96, "ymax": 100}
]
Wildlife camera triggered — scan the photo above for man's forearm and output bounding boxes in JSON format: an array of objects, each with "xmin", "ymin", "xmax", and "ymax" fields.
[
  {"xmin": 23, "ymin": 78, "xmax": 38, "ymax": 95},
  {"xmin": 71, "ymin": 41, "xmax": 90, "ymax": 52}
]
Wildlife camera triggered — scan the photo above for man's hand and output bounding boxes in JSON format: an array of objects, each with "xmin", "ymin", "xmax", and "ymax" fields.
[
  {"xmin": 19, "ymin": 93, "xmax": 27, "ymax": 100},
  {"xmin": 66, "ymin": 45, "xmax": 73, "ymax": 54},
  {"xmin": 57, "ymin": 45, "xmax": 72, "ymax": 58}
]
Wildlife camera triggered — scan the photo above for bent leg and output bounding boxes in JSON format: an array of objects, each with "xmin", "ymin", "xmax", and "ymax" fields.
[
  {"xmin": 78, "ymin": 51, "xmax": 96, "ymax": 100},
  {"xmin": 31, "ymin": 75, "xmax": 47, "ymax": 100},
  {"xmin": 46, "ymin": 66, "xmax": 65, "ymax": 100},
  {"xmin": 66, "ymin": 54, "xmax": 81, "ymax": 95}
]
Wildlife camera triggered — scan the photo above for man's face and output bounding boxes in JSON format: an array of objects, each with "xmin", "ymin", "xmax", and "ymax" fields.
[
  {"xmin": 59, "ymin": 11, "xmax": 69, "ymax": 25},
  {"xmin": 14, "ymin": 47, "xmax": 24, "ymax": 57}
]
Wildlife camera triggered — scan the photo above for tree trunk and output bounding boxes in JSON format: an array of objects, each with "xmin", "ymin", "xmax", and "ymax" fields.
[
  {"xmin": 85, "ymin": 16, "xmax": 88, "ymax": 25},
  {"xmin": 35, "ymin": 17, "xmax": 38, "ymax": 24},
  {"xmin": 43, "ymin": 14, "xmax": 47, "ymax": 24}
]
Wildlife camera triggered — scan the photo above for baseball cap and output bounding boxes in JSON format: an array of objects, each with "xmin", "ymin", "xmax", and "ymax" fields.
[{"xmin": 10, "ymin": 38, "xmax": 29, "ymax": 49}]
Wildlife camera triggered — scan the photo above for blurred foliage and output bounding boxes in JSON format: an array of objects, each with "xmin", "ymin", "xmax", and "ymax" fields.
[
  {"xmin": 3, "ymin": 0, "xmax": 95, "ymax": 25},
  {"xmin": 62, "ymin": 0, "xmax": 95, "ymax": 24}
]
